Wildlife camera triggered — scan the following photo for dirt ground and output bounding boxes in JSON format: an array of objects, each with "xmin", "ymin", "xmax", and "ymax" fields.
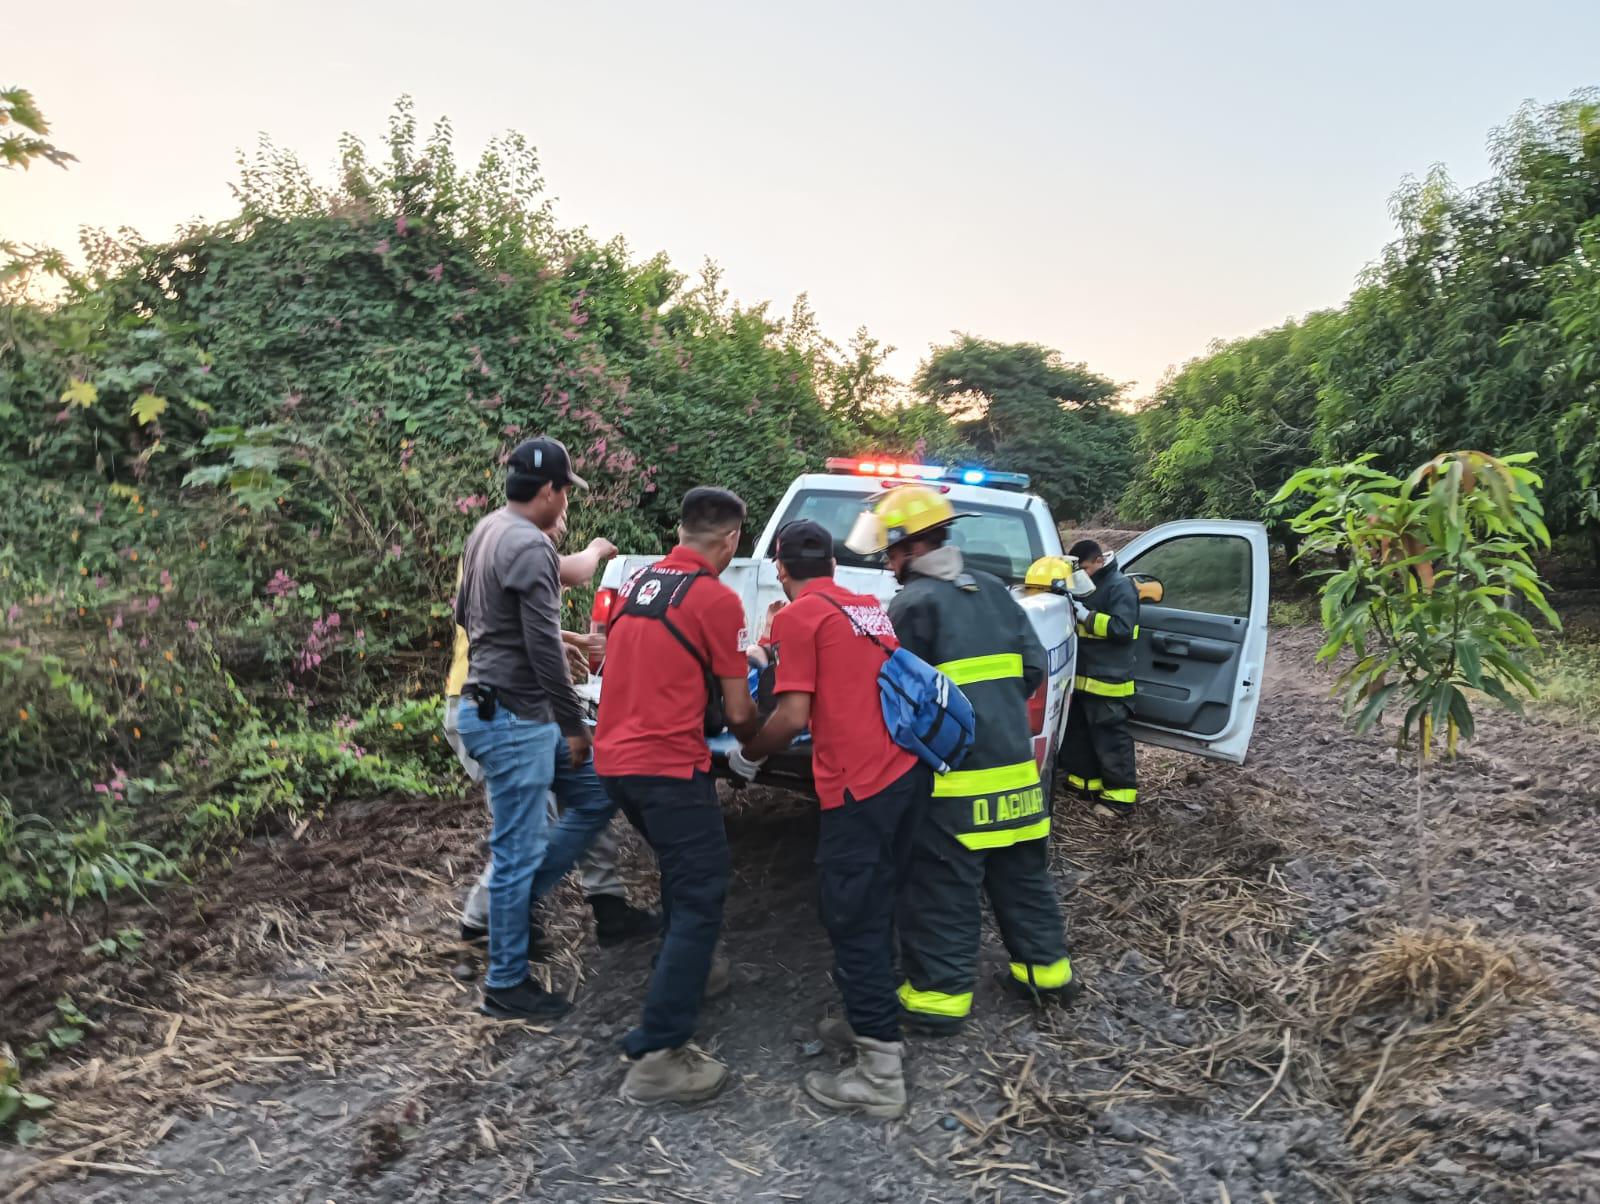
[{"xmin": 4, "ymin": 623, "xmax": 1600, "ymax": 1203}]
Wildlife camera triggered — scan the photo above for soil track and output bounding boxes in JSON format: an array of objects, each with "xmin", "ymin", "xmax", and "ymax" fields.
[{"xmin": 3, "ymin": 626, "xmax": 1599, "ymax": 1203}]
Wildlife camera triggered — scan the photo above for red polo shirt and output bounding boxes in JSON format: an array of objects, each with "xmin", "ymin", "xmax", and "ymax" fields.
[
  {"xmin": 594, "ymin": 547, "xmax": 748, "ymax": 780},
  {"xmin": 769, "ymin": 578, "xmax": 916, "ymax": 811}
]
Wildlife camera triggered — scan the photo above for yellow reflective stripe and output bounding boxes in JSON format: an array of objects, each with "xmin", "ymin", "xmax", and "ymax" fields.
[
  {"xmin": 1065, "ymin": 775, "xmax": 1104, "ymax": 792},
  {"xmin": 1010, "ymin": 957, "xmax": 1073, "ymax": 989},
  {"xmin": 936, "ymin": 653, "xmax": 1023, "ymax": 686},
  {"xmin": 957, "ymin": 816, "xmax": 1051, "ymax": 850},
  {"xmin": 1132, "ymin": 624, "xmax": 1140, "ymax": 640},
  {"xmin": 1088, "ymin": 778, "xmax": 1103, "ymax": 792},
  {"xmin": 1074, "ymin": 675, "xmax": 1134, "ymax": 698},
  {"xmin": 1091, "ymin": 612, "xmax": 1111, "ymax": 638},
  {"xmin": 1100, "ymin": 786, "xmax": 1137, "ymax": 803},
  {"xmin": 933, "ymin": 758, "xmax": 1041, "ymax": 798},
  {"xmin": 897, "ymin": 981, "xmax": 973, "ymax": 1018}
]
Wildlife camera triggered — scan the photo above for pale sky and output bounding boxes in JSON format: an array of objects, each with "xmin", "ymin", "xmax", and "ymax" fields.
[{"xmin": 9, "ymin": 1, "xmax": 1600, "ymax": 396}]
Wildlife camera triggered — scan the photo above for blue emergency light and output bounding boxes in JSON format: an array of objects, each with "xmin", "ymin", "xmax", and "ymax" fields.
[{"xmin": 824, "ymin": 458, "xmax": 1031, "ymax": 491}]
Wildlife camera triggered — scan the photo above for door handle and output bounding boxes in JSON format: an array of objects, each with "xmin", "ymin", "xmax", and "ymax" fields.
[{"xmin": 1153, "ymin": 634, "xmax": 1190, "ymax": 656}]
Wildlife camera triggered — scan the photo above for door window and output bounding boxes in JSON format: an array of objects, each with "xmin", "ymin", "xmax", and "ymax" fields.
[{"xmin": 1123, "ymin": 534, "xmax": 1251, "ymax": 617}]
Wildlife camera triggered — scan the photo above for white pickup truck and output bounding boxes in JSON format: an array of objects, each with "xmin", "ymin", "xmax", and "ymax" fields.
[{"xmin": 577, "ymin": 459, "xmax": 1271, "ymax": 793}]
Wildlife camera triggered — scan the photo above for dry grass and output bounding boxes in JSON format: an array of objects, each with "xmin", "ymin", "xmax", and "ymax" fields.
[
  {"xmin": 2, "ymin": 866, "xmax": 607, "ymax": 1202},
  {"xmin": 1313, "ymin": 921, "xmax": 1547, "ymax": 1163},
  {"xmin": 953, "ymin": 752, "xmax": 1547, "ymax": 1191}
]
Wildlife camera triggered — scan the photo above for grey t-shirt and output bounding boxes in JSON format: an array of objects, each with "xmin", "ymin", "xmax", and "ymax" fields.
[{"xmin": 454, "ymin": 506, "xmax": 584, "ymax": 736}]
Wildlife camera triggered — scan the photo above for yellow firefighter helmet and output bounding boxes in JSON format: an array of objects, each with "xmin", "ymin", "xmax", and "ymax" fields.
[
  {"xmin": 844, "ymin": 485, "xmax": 967, "ymax": 555},
  {"xmin": 1024, "ymin": 555, "xmax": 1075, "ymax": 594}
]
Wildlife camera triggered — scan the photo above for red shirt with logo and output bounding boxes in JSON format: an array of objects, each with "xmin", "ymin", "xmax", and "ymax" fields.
[
  {"xmin": 770, "ymin": 578, "xmax": 917, "ymax": 810},
  {"xmin": 595, "ymin": 547, "xmax": 748, "ymax": 780}
]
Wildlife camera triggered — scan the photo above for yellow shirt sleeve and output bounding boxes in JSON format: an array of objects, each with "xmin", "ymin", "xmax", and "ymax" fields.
[{"xmin": 445, "ymin": 559, "xmax": 469, "ymax": 697}]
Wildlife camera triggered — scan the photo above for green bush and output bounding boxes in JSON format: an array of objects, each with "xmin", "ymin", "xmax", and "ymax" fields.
[{"xmin": 1, "ymin": 102, "xmax": 859, "ymax": 922}]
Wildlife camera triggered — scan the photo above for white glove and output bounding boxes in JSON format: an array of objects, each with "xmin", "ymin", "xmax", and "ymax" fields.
[
  {"xmin": 727, "ymin": 748, "xmax": 766, "ymax": 782},
  {"xmin": 1072, "ymin": 600, "xmax": 1091, "ymax": 625}
]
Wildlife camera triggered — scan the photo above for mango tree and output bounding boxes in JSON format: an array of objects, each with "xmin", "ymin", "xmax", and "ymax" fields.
[{"xmin": 1274, "ymin": 450, "xmax": 1560, "ymax": 924}]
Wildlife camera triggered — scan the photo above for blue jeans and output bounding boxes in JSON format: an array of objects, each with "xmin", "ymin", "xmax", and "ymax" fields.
[
  {"xmin": 531, "ymin": 744, "xmax": 622, "ymax": 900},
  {"xmin": 456, "ymin": 706, "xmax": 560, "ymax": 989}
]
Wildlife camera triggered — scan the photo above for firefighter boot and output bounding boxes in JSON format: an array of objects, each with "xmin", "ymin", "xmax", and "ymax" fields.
[
  {"xmin": 803, "ymin": 1037, "xmax": 906, "ymax": 1119},
  {"xmin": 621, "ymin": 1046, "xmax": 729, "ymax": 1106}
]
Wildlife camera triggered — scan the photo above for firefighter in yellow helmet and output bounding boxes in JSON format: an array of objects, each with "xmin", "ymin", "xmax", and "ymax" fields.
[{"xmin": 845, "ymin": 485, "xmax": 1078, "ymax": 1036}]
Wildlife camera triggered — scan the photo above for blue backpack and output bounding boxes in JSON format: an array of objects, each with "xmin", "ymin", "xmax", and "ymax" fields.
[{"xmin": 818, "ymin": 595, "xmax": 976, "ymax": 775}]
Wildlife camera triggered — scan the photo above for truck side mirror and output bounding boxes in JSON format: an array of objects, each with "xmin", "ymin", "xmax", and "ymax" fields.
[{"xmin": 1130, "ymin": 573, "xmax": 1164, "ymax": 604}]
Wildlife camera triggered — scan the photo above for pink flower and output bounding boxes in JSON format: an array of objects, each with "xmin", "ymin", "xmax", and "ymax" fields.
[
  {"xmin": 186, "ymin": 620, "xmax": 200, "ymax": 633},
  {"xmin": 200, "ymin": 364, "xmax": 212, "ymax": 374},
  {"xmin": 389, "ymin": 544, "xmax": 402, "ymax": 558},
  {"xmin": 395, "ymin": 213, "xmax": 409, "ymax": 237},
  {"xmin": 426, "ymin": 263, "xmax": 444, "ymax": 283},
  {"xmin": 93, "ymin": 575, "xmax": 107, "ymax": 589},
  {"xmin": 3, "ymin": 604, "xmax": 19, "ymax": 625},
  {"xmin": 266, "ymin": 569, "xmax": 298, "ymax": 598},
  {"xmin": 283, "ymin": 393, "xmax": 302, "ymax": 412},
  {"xmin": 111, "ymin": 610, "xmax": 124, "ymax": 630},
  {"xmin": 326, "ymin": 612, "xmax": 340, "ymax": 627},
  {"xmin": 94, "ymin": 783, "xmax": 109, "ymax": 795},
  {"xmin": 160, "ymin": 569, "xmax": 173, "ymax": 589},
  {"xmin": 146, "ymin": 596, "xmax": 160, "ymax": 613},
  {"xmin": 374, "ymin": 238, "xmax": 391, "ymax": 255},
  {"xmin": 502, "ymin": 424, "xmax": 522, "ymax": 437},
  {"xmin": 138, "ymin": 635, "xmax": 150, "ymax": 649},
  {"xmin": 496, "ymin": 272, "xmax": 513, "ymax": 285},
  {"xmin": 354, "ymin": 629, "xmax": 365, "ymax": 642},
  {"xmin": 55, "ymin": 409, "xmax": 72, "ymax": 423}
]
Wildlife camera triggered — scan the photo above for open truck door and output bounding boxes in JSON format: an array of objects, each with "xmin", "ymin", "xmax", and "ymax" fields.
[{"xmin": 1112, "ymin": 520, "xmax": 1270, "ymax": 764}]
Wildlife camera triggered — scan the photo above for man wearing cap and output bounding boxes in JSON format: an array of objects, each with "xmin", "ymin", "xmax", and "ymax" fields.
[
  {"xmin": 445, "ymin": 518, "xmax": 660, "ymax": 955},
  {"xmin": 594, "ymin": 487, "xmax": 761, "ymax": 1105},
  {"xmin": 847, "ymin": 485, "xmax": 1077, "ymax": 1036},
  {"xmin": 734, "ymin": 520, "xmax": 929, "ymax": 1118},
  {"xmin": 454, "ymin": 436, "xmax": 617, "ymax": 1021}
]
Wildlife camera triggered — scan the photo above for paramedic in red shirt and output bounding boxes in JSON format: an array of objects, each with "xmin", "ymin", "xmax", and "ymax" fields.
[
  {"xmin": 594, "ymin": 486, "xmax": 760, "ymax": 1107},
  {"xmin": 736, "ymin": 520, "xmax": 931, "ymax": 1120}
]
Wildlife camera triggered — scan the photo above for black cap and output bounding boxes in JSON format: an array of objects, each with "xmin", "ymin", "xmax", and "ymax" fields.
[
  {"xmin": 508, "ymin": 436, "xmax": 588, "ymax": 493},
  {"xmin": 776, "ymin": 519, "xmax": 834, "ymax": 564}
]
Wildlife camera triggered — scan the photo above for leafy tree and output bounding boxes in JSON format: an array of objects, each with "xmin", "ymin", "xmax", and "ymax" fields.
[
  {"xmin": 913, "ymin": 335, "xmax": 1133, "ymax": 518},
  {"xmin": 1276, "ymin": 450, "xmax": 1559, "ymax": 924},
  {"xmin": 2, "ymin": 86, "xmax": 75, "ymax": 292},
  {"xmin": 1125, "ymin": 90, "xmax": 1600, "ymax": 560},
  {"xmin": 1315, "ymin": 93, "xmax": 1600, "ymax": 540},
  {"xmin": 1125, "ymin": 313, "xmax": 1342, "ymax": 557},
  {"xmin": 0, "ymin": 87, "xmax": 74, "ymax": 171}
]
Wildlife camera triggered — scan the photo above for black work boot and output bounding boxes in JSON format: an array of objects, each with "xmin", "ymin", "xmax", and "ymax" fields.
[
  {"xmin": 479, "ymin": 977, "xmax": 571, "ymax": 1022},
  {"xmin": 898, "ymin": 1009, "xmax": 966, "ymax": 1039},
  {"xmin": 589, "ymin": 894, "xmax": 662, "ymax": 947},
  {"xmin": 997, "ymin": 969, "xmax": 1085, "ymax": 1007}
]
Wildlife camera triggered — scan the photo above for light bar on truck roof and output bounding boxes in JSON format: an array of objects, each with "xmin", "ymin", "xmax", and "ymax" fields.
[{"xmin": 823, "ymin": 457, "xmax": 1032, "ymax": 491}]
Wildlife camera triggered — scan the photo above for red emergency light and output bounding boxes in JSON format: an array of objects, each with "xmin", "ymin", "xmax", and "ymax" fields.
[
  {"xmin": 823, "ymin": 457, "xmax": 1031, "ymax": 490},
  {"xmin": 826, "ymin": 457, "xmax": 944, "ymax": 480}
]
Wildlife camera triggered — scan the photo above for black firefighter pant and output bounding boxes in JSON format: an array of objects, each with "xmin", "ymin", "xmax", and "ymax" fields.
[
  {"xmin": 896, "ymin": 798, "xmax": 1071, "ymax": 1029},
  {"xmin": 1062, "ymin": 692, "xmax": 1138, "ymax": 810},
  {"xmin": 816, "ymin": 763, "xmax": 932, "ymax": 1043}
]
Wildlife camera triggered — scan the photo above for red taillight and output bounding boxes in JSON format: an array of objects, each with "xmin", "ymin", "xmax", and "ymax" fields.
[
  {"xmin": 589, "ymin": 588, "xmax": 617, "ymax": 673},
  {"xmin": 1027, "ymin": 680, "xmax": 1047, "ymax": 736}
]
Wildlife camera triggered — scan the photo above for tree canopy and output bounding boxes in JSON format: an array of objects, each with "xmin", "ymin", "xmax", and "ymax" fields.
[
  {"xmin": 915, "ymin": 335, "xmax": 1133, "ymax": 519},
  {"xmin": 1127, "ymin": 90, "xmax": 1600, "ymax": 555}
]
